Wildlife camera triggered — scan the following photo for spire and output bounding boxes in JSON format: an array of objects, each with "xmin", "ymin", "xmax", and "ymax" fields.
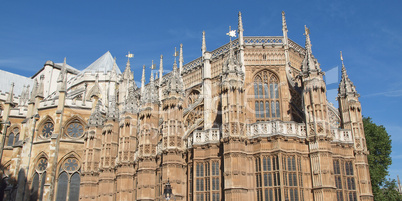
[
  {"xmin": 124, "ymin": 85, "xmax": 139, "ymax": 114},
  {"xmin": 223, "ymin": 26, "xmax": 241, "ymax": 74},
  {"xmin": 88, "ymin": 100, "xmax": 105, "ymax": 127},
  {"xmin": 6, "ymin": 82, "xmax": 14, "ymax": 104},
  {"xmin": 141, "ymin": 64, "xmax": 159, "ymax": 104},
  {"xmin": 179, "ymin": 43, "xmax": 183, "ymax": 75},
  {"xmin": 282, "ymin": 11, "xmax": 288, "ymax": 41},
  {"xmin": 57, "ymin": 58, "xmax": 66, "ymax": 83},
  {"xmin": 107, "ymin": 95, "xmax": 119, "ymax": 120},
  {"xmin": 159, "ymin": 54, "xmax": 163, "ymax": 86},
  {"xmin": 20, "ymin": 85, "xmax": 30, "ymax": 105},
  {"xmin": 202, "ymin": 31, "xmax": 207, "ymax": 56},
  {"xmin": 30, "ymin": 78, "xmax": 38, "ymax": 102},
  {"xmin": 37, "ymin": 75, "xmax": 45, "ymax": 98},
  {"xmin": 58, "ymin": 58, "xmax": 67, "ymax": 92},
  {"xmin": 238, "ymin": 11, "xmax": 244, "ymax": 32},
  {"xmin": 238, "ymin": 11, "xmax": 244, "ymax": 47},
  {"xmin": 141, "ymin": 65, "xmax": 146, "ymax": 94},
  {"xmin": 123, "ymin": 52, "xmax": 134, "ymax": 80},
  {"xmin": 125, "ymin": 51, "xmax": 133, "ymax": 71},
  {"xmin": 163, "ymin": 49, "xmax": 185, "ymax": 97},
  {"xmin": 301, "ymin": 25, "xmax": 321, "ymax": 75},
  {"xmin": 338, "ymin": 51, "xmax": 359, "ymax": 98},
  {"xmin": 173, "ymin": 47, "xmax": 178, "ymax": 72}
]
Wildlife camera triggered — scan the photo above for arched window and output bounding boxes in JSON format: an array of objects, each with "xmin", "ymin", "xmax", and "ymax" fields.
[
  {"xmin": 31, "ymin": 157, "xmax": 47, "ymax": 201},
  {"xmin": 7, "ymin": 128, "xmax": 19, "ymax": 146},
  {"xmin": 254, "ymin": 71, "xmax": 280, "ymax": 120},
  {"xmin": 56, "ymin": 157, "xmax": 81, "ymax": 201}
]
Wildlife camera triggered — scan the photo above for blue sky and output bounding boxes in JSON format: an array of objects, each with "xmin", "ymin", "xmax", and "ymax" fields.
[{"xmin": 1, "ymin": 1, "xmax": 401, "ymax": 181}]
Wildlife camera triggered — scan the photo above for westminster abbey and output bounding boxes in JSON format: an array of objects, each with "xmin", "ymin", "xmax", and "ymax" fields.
[{"xmin": 0, "ymin": 12, "xmax": 373, "ymax": 201}]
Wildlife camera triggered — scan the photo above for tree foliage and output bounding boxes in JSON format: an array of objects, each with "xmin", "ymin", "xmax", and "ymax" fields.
[{"xmin": 363, "ymin": 117, "xmax": 401, "ymax": 200}]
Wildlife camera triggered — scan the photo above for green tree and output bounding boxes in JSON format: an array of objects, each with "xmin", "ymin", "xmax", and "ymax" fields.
[{"xmin": 364, "ymin": 117, "xmax": 401, "ymax": 200}]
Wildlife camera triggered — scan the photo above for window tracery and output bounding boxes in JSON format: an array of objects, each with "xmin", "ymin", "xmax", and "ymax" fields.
[
  {"xmin": 66, "ymin": 121, "xmax": 84, "ymax": 138},
  {"xmin": 56, "ymin": 157, "xmax": 81, "ymax": 201},
  {"xmin": 41, "ymin": 122, "xmax": 54, "ymax": 139},
  {"xmin": 195, "ymin": 161, "xmax": 220, "ymax": 201},
  {"xmin": 333, "ymin": 159, "xmax": 357, "ymax": 201},
  {"xmin": 254, "ymin": 71, "xmax": 280, "ymax": 121},
  {"xmin": 31, "ymin": 157, "xmax": 47, "ymax": 201}
]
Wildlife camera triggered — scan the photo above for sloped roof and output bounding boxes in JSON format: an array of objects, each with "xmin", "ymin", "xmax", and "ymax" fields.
[
  {"xmin": 0, "ymin": 69, "xmax": 33, "ymax": 96},
  {"xmin": 55, "ymin": 62, "xmax": 80, "ymax": 74},
  {"xmin": 81, "ymin": 51, "xmax": 121, "ymax": 74}
]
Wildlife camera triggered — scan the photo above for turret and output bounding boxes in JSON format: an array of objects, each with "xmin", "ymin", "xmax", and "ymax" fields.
[
  {"xmin": 161, "ymin": 52, "xmax": 186, "ymax": 199},
  {"xmin": 337, "ymin": 51, "xmax": 372, "ymax": 199},
  {"xmin": 300, "ymin": 25, "xmax": 333, "ymax": 200}
]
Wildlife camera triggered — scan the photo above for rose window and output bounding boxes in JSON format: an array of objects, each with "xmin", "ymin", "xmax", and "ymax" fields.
[
  {"xmin": 66, "ymin": 122, "xmax": 84, "ymax": 138},
  {"xmin": 42, "ymin": 122, "xmax": 54, "ymax": 138},
  {"xmin": 64, "ymin": 158, "xmax": 79, "ymax": 172},
  {"xmin": 36, "ymin": 158, "xmax": 48, "ymax": 172}
]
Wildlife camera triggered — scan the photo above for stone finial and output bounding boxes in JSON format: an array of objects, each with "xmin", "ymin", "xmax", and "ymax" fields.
[
  {"xmin": 301, "ymin": 26, "xmax": 322, "ymax": 75},
  {"xmin": 37, "ymin": 75, "xmax": 45, "ymax": 98},
  {"xmin": 282, "ymin": 11, "xmax": 287, "ymax": 32},
  {"xmin": 163, "ymin": 53, "xmax": 185, "ymax": 97},
  {"xmin": 6, "ymin": 82, "xmax": 15, "ymax": 104},
  {"xmin": 141, "ymin": 65, "xmax": 146, "ymax": 94},
  {"xmin": 338, "ymin": 51, "xmax": 359, "ymax": 98},
  {"xmin": 202, "ymin": 31, "xmax": 207, "ymax": 56},
  {"xmin": 57, "ymin": 58, "xmax": 66, "ymax": 83},
  {"xmin": 57, "ymin": 58, "xmax": 68, "ymax": 92},
  {"xmin": 107, "ymin": 95, "xmax": 119, "ymax": 120},
  {"xmin": 88, "ymin": 100, "xmax": 105, "ymax": 127},
  {"xmin": 19, "ymin": 85, "xmax": 30, "ymax": 106},
  {"xmin": 124, "ymin": 86, "xmax": 139, "ymax": 114},
  {"xmin": 141, "ymin": 67, "xmax": 159, "ymax": 104},
  {"xmin": 179, "ymin": 43, "xmax": 183, "ymax": 75},
  {"xmin": 238, "ymin": 11, "xmax": 244, "ymax": 32},
  {"xmin": 30, "ymin": 78, "xmax": 38, "ymax": 102},
  {"xmin": 159, "ymin": 55, "xmax": 163, "ymax": 86},
  {"xmin": 124, "ymin": 51, "xmax": 134, "ymax": 79}
]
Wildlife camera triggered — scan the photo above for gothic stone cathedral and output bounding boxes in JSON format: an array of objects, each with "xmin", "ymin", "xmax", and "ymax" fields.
[{"xmin": 0, "ymin": 12, "xmax": 373, "ymax": 201}]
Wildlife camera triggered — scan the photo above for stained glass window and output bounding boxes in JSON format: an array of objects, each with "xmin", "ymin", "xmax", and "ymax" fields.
[
  {"xmin": 254, "ymin": 71, "xmax": 280, "ymax": 121},
  {"xmin": 69, "ymin": 173, "xmax": 80, "ymax": 201},
  {"xmin": 56, "ymin": 157, "xmax": 81, "ymax": 201},
  {"xmin": 66, "ymin": 122, "xmax": 84, "ymax": 138},
  {"xmin": 42, "ymin": 122, "xmax": 54, "ymax": 138},
  {"xmin": 37, "ymin": 158, "xmax": 48, "ymax": 172},
  {"xmin": 31, "ymin": 173, "xmax": 39, "ymax": 201},
  {"xmin": 64, "ymin": 158, "xmax": 79, "ymax": 172},
  {"xmin": 56, "ymin": 172, "xmax": 68, "ymax": 201},
  {"xmin": 7, "ymin": 133, "xmax": 14, "ymax": 146}
]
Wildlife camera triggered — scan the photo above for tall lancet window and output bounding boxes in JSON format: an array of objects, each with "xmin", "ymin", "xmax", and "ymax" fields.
[
  {"xmin": 31, "ymin": 157, "xmax": 47, "ymax": 201},
  {"xmin": 254, "ymin": 71, "xmax": 280, "ymax": 120}
]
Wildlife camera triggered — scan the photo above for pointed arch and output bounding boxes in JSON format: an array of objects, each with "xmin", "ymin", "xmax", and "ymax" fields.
[
  {"xmin": 36, "ymin": 115, "xmax": 55, "ymax": 140},
  {"xmin": 6, "ymin": 126, "xmax": 20, "ymax": 147},
  {"xmin": 63, "ymin": 115, "xmax": 87, "ymax": 139},
  {"xmin": 55, "ymin": 152, "xmax": 81, "ymax": 201},
  {"xmin": 29, "ymin": 152, "xmax": 48, "ymax": 201},
  {"xmin": 253, "ymin": 70, "xmax": 281, "ymax": 121}
]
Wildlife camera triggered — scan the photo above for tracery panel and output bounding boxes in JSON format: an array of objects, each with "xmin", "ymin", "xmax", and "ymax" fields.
[
  {"xmin": 55, "ymin": 157, "xmax": 81, "ymax": 201},
  {"xmin": 254, "ymin": 70, "xmax": 280, "ymax": 121}
]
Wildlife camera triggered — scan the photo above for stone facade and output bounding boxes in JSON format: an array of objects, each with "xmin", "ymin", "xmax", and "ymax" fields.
[{"xmin": 0, "ymin": 12, "xmax": 373, "ymax": 201}]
